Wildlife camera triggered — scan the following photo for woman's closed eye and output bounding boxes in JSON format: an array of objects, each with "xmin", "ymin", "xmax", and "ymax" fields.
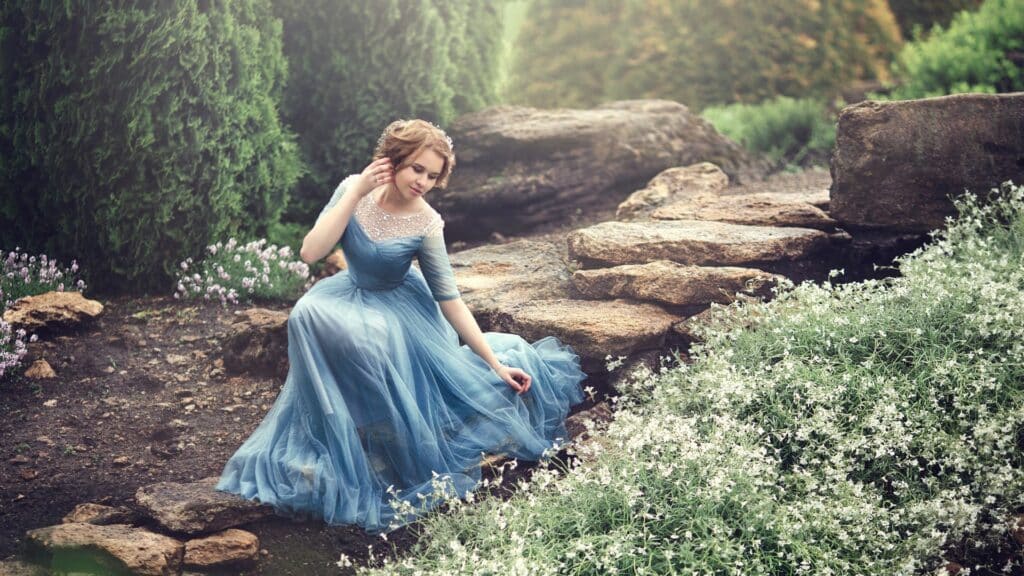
[{"xmin": 413, "ymin": 164, "xmax": 439, "ymax": 180}]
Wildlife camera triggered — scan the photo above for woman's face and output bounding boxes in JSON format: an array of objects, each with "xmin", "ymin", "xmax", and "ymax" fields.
[{"xmin": 394, "ymin": 147, "xmax": 446, "ymax": 202}]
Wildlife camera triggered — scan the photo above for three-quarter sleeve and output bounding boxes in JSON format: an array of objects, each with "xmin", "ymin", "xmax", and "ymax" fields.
[
  {"xmin": 315, "ymin": 175, "xmax": 356, "ymax": 225},
  {"xmin": 417, "ymin": 220, "xmax": 461, "ymax": 302}
]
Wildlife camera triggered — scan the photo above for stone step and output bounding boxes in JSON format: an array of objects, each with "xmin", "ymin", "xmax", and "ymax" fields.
[
  {"xmin": 652, "ymin": 191, "xmax": 836, "ymax": 230},
  {"xmin": 567, "ymin": 220, "xmax": 831, "ymax": 268},
  {"xmin": 488, "ymin": 298, "xmax": 680, "ymax": 361},
  {"xmin": 572, "ymin": 260, "xmax": 780, "ymax": 307}
]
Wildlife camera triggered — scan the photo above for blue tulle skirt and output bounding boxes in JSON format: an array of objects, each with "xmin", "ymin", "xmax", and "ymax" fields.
[{"xmin": 215, "ymin": 268, "xmax": 587, "ymax": 532}]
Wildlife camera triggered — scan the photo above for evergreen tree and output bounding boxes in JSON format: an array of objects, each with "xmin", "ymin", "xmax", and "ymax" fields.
[
  {"xmin": 274, "ymin": 0, "xmax": 505, "ymax": 222},
  {"xmin": 0, "ymin": 0, "xmax": 301, "ymax": 293}
]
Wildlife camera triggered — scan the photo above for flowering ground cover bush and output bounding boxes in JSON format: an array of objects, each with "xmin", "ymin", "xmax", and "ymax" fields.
[
  {"xmin": 0, "ymin": 249, "xmax": 82, "ymax": 380},
  {"xmin": 359, "ymin": 182, "xmax": 1024, "ymax": 575},
  {"xmin": 174, "ymin": 238, "xmax": 312, "ymax": 306}
]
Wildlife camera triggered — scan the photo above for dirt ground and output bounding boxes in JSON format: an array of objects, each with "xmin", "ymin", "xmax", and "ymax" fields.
[{"xmin": 0, "ymin": 296, "xmax": 577, "ymax": 574}]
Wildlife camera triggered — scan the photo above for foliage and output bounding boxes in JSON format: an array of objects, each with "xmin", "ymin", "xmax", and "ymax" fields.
[
  {"xmin": 507, "ymin": 0, "xmax": 903, "ymax": 110},
  {"xmin": 702, "ymin": 97, "xmax": 837, "ymax": 168},
  {"xmin": 887, "ymin": 0, "xmax": 1024, "ymax": 99},
  {"xmin": 360, "ymin": 182, "xmax": 1024, "ymax": 574},
  {"xmin": 888, "ymin": 0, "xmax": 984, "ymax": 39},
  {"xmin": 174, "ymin": 238, "xmax": 311, "ymax": 306},
  {"xmin": 0, "ymin": 0, "xmax": 302, "ymax": 294},
  {"xmin": 274, "ymin": 0, "xmax": 506, "ymax": 223}
]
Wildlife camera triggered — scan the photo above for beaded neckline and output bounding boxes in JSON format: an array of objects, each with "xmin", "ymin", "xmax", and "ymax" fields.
[
  {"xmin": 355, "ymin": 191, "xmax": 442, "ymax": 242},
  {"xmin": 371, "ymin": 188, "xmax": 428, "ymax": 219}
]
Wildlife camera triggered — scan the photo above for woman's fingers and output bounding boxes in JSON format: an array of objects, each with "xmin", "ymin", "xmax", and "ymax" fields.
[{"xmin": 506, "ymin": 375, "xmax": 524, "ymax": 393}]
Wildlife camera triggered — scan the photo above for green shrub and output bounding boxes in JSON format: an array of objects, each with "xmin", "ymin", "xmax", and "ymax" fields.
[
  {"xmin": 0, "ymin": 1, "xmax": 301, "ymax": 293},
  {"xmin": 701, "ymin": 97, "xmax": 837, "ymax": 168},
  {"xmin": 360, "ymin": 183, "xmax": 1024, "ymax": 574},
  {"xmin": 275, "ymin": 0, "xmax": 505, "ymax": 223},
  {"xmin": 508, "ymin": 0, "xmax": 903, "ymax": 110},
  {"xmin": 888, "ymin": 0, "xmax": 1024, "ymax": 98}
]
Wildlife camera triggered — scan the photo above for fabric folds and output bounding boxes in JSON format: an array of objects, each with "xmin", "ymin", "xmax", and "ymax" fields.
[{"xmin": 216, "ymin": 192, "xmax": 587, "ymax": 533}]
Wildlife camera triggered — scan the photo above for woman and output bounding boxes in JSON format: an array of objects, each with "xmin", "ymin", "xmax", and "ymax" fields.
[{"xmin": 216, "ymin": 119, "xmax": 586, "ymax": 533}]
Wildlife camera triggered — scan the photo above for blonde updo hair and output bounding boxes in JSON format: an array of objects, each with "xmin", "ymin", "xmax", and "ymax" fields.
[{"xmin": 372, "ymin": 119, "xmax": 456, "ymax": 189}]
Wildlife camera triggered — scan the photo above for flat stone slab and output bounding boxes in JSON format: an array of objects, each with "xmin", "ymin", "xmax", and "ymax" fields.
[
  {"xmin": 135, "ymin": 477, "xmax": 274, "ymax": 535},
  {"xmin": 652, "ymin": 191, "xmax": 836, "ymax": 230},
  {"xmin": 489, "ymin": 298, "xmax": 680, "ymax": 359},
  {"xmin": 25, "ymin": 522, "xmax": 183, "ymax": 576},
  {"xmin": 567, "ymin": 220, "xmax": 831, "ymax": 268},
  {"xmin": 572, "ymin": 260, "xmax": 780, "ymax": 306},
  {"xmin": 449, "ymin": 239, "xmax": 572, "ymax": 314}
]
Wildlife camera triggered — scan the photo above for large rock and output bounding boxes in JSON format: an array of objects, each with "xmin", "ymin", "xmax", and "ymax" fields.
[
  {"xmin": 616, "ymin": 163, "xmax": 730, "ymax": 221},
  {"xmin": 831, "ymin": 93, "xmax": 1024, "ymax": 233},
  {"xmin": 567, "ymin": 220, "xmax": 831, "ymax": 268},
  {"xmin": 435, "ymin": 100, "xmax": 767, "ymax": 240},
  {"xmin": 2, "ymin": 291, "xmax": 103, "ymax": 333},
  {"xmin": 135, "ymin": 477, "xmax": 274, "ymax": 535},
  {"xmin": 221, "ymin": 308, "xmax": 289, "ymax": 379},
  {"xmin": 572, "ymin": 260, "xmax": 780, "ymax": 306},
  {"xmin": 24, "ymin": 523, "xmax": 183, "ymax": 576},
  {"xmin": 652, "ymin": 191, "xmax": 836, "ymax": 230},
  {"xmin": 184, "ymin": 529, "xmax": 259, "ymax": 569},
  {"xmin": 488, "ymin": 298, "xmax": 680, "ymax": 360}
]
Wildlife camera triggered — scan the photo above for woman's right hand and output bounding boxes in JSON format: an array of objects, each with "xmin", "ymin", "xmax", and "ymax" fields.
[{"xmin": 353, "ymin": 158, "xmax": 394, "ymax": 197}]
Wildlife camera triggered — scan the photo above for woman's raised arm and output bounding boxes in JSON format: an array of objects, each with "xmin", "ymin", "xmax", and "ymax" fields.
[{"xmin": 299, "ymin": 158, "xmax": 392, "ymax": 264}]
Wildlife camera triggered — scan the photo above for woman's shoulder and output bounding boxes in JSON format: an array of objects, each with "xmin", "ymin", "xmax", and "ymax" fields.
[{"xmin": 421, "ymin": 202, "xmax": 445, "ymax": 237}]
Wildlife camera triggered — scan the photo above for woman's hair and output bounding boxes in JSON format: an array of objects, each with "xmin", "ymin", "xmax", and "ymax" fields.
[{"xmin": 372, "ymin": 119, "xmax": 456, "ymax": 188}]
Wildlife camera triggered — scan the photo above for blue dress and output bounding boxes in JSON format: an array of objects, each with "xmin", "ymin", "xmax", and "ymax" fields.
[{"xmin": 215, "ymin": 176, "xmax": 587, "ymax": 533}]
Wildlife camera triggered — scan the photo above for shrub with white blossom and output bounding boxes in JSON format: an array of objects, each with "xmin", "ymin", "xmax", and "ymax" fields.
[
  {"xmin": 1, "ymin": 249, "xmax": 86, "ymax": 310},
  {"xmin": 173, "ymin": 238, "xmax": 312, "ymax": 306},
  {"xmin": 359, "ymin": 182, "xmax": 1024, "ymax": 575},
  {"xmin": 1, "ymin": 249, "xmax": 83, "ymax": 381}
]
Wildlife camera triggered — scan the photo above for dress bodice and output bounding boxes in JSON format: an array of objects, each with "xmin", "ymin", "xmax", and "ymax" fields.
[{"xmin": 317, "ymin": 175, "xmax": 460, "ymax": 301}]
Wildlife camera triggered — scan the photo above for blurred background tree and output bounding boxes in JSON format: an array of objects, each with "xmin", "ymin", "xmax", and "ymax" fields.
[
  {"xmin": 887, "ymin": 0, "xmax": 984, "ymax": 39},
  {"xmin": 507, "ymin": 0, "xmax": 903, "ymax": 111},
  {"xmin": 0, "ymin": 0, "xmax": 301, "ymax": 293}
]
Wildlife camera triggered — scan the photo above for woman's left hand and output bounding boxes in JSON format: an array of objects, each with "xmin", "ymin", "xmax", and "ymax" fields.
[{"xmin": 496, "ymin": 365, "xmax": 532, "ymax": 395}]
